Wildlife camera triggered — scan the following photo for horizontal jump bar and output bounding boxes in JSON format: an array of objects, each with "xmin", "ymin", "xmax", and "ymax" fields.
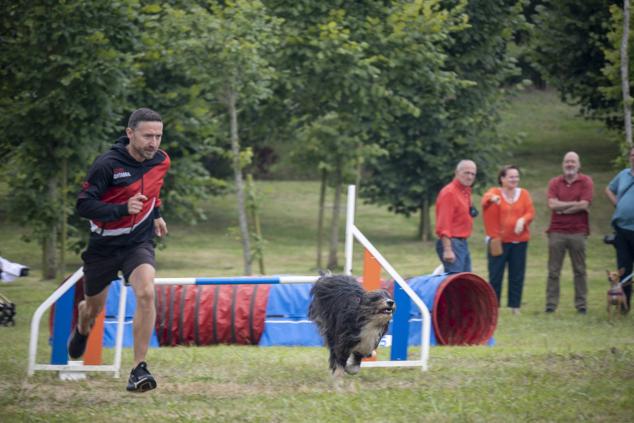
[
  {"xmin": 153, "ymin": 275, "xmax": 320, "ymax": 286},
  {"xmin": 33, "ymin": 364, "xmax": 118, "ymax": 372}
]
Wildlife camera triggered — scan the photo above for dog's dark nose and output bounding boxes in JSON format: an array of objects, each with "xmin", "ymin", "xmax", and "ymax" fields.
[{"xmin": 387, "ymin": 299, "xmax": 395, "ymax": 308}]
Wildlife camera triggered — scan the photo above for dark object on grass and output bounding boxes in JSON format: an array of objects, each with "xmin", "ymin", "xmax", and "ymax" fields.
[
  {"xmin": 603, "ymin": 233, "xmax": 617, "ymax": 246},
  {"xmin": 308, "ymin": 274, "xmax": 395, "ymax": 378},
  {"xmin": 0, "ymin": 292, "xmax": 16, "ymax": 326}
]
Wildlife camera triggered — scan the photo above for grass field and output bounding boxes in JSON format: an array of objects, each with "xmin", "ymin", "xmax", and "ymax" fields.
[{"xmin": 1, "ymin": 89, "xmax": 633, "ymax": 422}]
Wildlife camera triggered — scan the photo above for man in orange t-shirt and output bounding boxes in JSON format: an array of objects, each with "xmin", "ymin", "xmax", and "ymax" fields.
[{"xmin": 435, "ymin": 160, "xmax": 477, "ymax": 273}]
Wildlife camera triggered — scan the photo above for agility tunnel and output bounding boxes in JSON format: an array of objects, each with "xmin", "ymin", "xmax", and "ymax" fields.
[
  {"xmin": 152, "ymin": 283, "xmax": 320, "ymax": 347},
  {"xmin": 83, "ymin": 272, "xmax": 497, "ymax": 348},
  {"xmin": 48, "ymin": 272, "xmax": 497, "ymax": 348},
  {"xmin": 392, "ymin": 272, "xmax": 498, "ymax": 347},
  {"xmin": 153, "ymin": 284, "xmax": 270, "ymax": 346}
]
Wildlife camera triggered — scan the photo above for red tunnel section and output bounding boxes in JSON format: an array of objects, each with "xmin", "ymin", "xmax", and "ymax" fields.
[{"xmin": 432, "ymin": 273, "xmax": 498, "ymax": 345}]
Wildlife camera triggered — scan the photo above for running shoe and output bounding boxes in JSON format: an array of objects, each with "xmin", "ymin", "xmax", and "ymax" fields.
[
  {"xmin": 67, "ymin": 327, "xmax": 89, "ymax": 359},
  {"xmin": 126, "ymin": 361, "xmax": 157, "ymax": 393}
]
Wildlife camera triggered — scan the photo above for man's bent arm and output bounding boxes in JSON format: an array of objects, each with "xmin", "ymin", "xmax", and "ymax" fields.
[
  {"xmin": 548, "ymin": 198, "xmax": 577, "ymax": 211},
  {"xmin": 605, "ymin": 186, "xmax": 618, "ymax": 207},
  {"xmin": 560, "ymin": 200, "xmax": 589, "ymax": 214},
  {"xmin": 77, "ymin": 198, "xmax": 129, "ymax": 221}
]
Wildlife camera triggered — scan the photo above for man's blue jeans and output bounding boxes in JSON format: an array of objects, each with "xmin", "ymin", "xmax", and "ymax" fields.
[{"xmin": 436, "ymin": 238, "xmax": 472, "ymax": 273}]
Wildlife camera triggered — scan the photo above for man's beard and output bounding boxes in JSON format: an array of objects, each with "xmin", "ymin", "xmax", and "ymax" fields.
[
  {"xmin": 142, "ymin": 149, "xmax": 157, "ymax": 160},
  {"xmin": 133, "ymin": 144, "xmax": 156, "ymax": 160}
]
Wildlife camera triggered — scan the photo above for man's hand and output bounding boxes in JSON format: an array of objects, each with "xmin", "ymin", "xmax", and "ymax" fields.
[
  {"xmin": 127, "ymin": 193, "xmax": 148, "ymax": 215},
  {"xmin": 154, "ymin": 217, "xmax": 168, "ymax": 237},
  {"xmin": 441, "ymin": 236, "xmax": 455, "ymax": 263},
  {"xmin": 443, "ymin": 248, "xmax": 456, "ymax": 263},
  {"xmin": 489, "ymin": 195, "xmax": 501, "ymax": 204}
]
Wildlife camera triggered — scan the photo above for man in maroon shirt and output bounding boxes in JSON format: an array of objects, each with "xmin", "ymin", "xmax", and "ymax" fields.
[{"xmin": 545, "ymin": 152, "xmax": 593, "ymax": 314}]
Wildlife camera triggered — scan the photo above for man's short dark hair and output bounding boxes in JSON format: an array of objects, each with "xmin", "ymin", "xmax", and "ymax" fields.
[{"xmin": 127, "ymin": 108, "xmax": 162, "ymax": 129}]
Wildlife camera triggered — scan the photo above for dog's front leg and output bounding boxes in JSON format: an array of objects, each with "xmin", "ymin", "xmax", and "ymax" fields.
[
  {"xmin": 331, "ymin": 363, "xmax": 346, "ymax": 391},
  {"xmin": 345, "ymin": 353, "xmax": 363, "ymax": 375},
  {"xmin": 328, "ymin": 349, "xmax": 338, "ymax": 374},
  {"xmin": 330, "ymin": 349, "xmax": 351, "ymax": 390},
  {"xmin": 332, "ymin": 365, "xmax": 346, "ymax": 379}
]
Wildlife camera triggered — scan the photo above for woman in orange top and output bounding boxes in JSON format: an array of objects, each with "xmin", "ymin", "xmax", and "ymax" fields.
[{"xmin": 482, "ymin": 165, "xmax": 535, "ymax": 315}]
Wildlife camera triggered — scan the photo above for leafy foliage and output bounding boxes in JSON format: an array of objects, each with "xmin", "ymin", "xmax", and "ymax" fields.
[
  {"xmin": 362, "ymin": 0, "xmax": 523, "ymax": 236},
  {"xmin": 0, "ymin": 0, "xmax": 534, "ymax": 274},
  {"xmin": 127, "ymin": 3, "xmax": 229, "ymax": 225},
  {"xmin": 154, "ymin": 0, "xmax": 283, "ymax": 274},
  {"xmin": 599, "ymin": 3, "xmax": 634, "ymax": 157},
  {"xmin": 271, "ymin": 1, "xmax": 395, "ymax": 180},
  {"xmin": 531, "ymin": 0, "xmax": 621, "ymax": 126},
  {"xmin": 0, "ymin": 0, "xmax": 139, "ymax": 275}
]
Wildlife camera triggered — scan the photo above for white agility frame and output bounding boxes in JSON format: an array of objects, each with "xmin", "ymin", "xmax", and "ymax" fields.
[
  {"xmin": 344, "ymin": 185, "xmax": 430, "ymax": 370},
  {"xmin": 28, "ymin": 184, "xmax": 430, "ymax": 377},
  {"xmin": 28, "ymin": 266, "xmax": 128, "ymax": 377}
]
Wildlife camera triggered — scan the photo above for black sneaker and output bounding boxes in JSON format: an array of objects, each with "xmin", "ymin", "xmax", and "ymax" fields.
[
  {"xmin": 67, "ymin": 327, "xmax": 89, "ymax": 359},
  {"xmin": 126, "ymin": 361, "xmax": 157, "ymax": 393},
  {"xmin": 545, "ymin": 307, "xmax": 555, "ymax": 313},
  {"xmin": 577, "ymin": 308, "xmax": 587, "ymax": 315}
]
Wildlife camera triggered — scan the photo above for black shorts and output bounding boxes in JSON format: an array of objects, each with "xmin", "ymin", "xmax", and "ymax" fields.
[{"xmin": 81, "ymin": 241, "xmax": 156, "ymax": 297}]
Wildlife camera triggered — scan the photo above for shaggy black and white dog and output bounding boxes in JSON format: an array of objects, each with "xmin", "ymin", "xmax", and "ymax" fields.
[{"xmin": 309, "ymin": 274, "xmax": 395, "ymax": 377}]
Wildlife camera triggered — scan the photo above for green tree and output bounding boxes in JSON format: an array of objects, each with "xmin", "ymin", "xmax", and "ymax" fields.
[
  {"xmin": 293, "ymin": 113, "xmax": 378, "ymax": 269},
  {"xmin": 363, "ymin": 0, "xmax": 522, "ymax": 240},
  {"xmin": 158, "ymin": 0, "xmax": 282, "ymax": 275},
  {"xmin": 601, "ymin": 3, "xmax": 634, "ymax": 150},
  {"xmin": 268, "ymin": 1, "xmax": 421, "ymax": 269},
  {"xmin": 127, "ymin": 3, "xmax": 228, "ymax": 226},
  {"xmin": 621, "ymin": 0, "xmax": 632, "ymax": 147},
  {"xmin": 0, "ymin": 0, "xmax": 138, "ymax": 278},
  {"xmin": 532, "ymin": 0, "xmax": 620, "ymax": 126}
]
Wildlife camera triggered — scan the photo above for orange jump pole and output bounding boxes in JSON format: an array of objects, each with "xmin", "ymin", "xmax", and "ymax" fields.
[
  {"xmin": 362, "ymin": 248, "xmax": 381, "ymax": 291},
  {"xmin": 83, "ymin": 309, "xmax": 105, "ymax": 365},
  {"xmin": 362, "ymin": 249, "xmax": 382, "ymax": 361}
]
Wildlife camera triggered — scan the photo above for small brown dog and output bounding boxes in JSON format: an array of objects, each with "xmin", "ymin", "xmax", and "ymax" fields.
[{"xmin": 606, "ymin": 269, "xmax": 628, "ymax": 320}]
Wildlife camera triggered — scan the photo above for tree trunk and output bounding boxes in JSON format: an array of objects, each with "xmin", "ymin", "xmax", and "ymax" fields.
[
  {"xmin": 418, "ymin": 197, "xmax": 433, "ymax": 242},
  {"xmin": 622, "ymin": 0, "xmax": 633, "ymax": 147},
  {"xmin": 246, "ymin": 173, "xmax": 265, "ymax": 275},
  {"xmin": 327, "ymin": 165, "xmax": 343, "ymax": 270},
  {"xmin": 227, "ymin": 89, "xmax": 252, "ymax": 275},
  {"xmin": 316, "ymin": 169, "xmax": 327, "ymax": 270},
  {"xmin": 42, "ymin": 176, "xmax": 58, "ymax": 279},
  {"xmin": 60, "ymin": 156, "xmax": 68, "ymax": 277},
  {"xmin": 354, "ymin": 157, "xmax": 363, "ymax": 216}
]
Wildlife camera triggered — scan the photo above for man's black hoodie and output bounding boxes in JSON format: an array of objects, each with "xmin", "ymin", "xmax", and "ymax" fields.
[{"xmin": 77, "ymin": 136, "xmax": 170, "ymax": 251}]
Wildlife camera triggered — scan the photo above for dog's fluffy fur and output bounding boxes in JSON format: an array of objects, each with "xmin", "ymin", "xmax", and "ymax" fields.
[
  {"xmin": 607, "ymin": 269, "xmax": 628, "ymax": 320},
  {"xmin": 309, "ymin": 274, "xmax": 395, "ymax": 377}
]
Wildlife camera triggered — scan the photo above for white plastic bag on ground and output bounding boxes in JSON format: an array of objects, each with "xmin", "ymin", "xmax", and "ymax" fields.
[{"xmin": 0, "ymin": 257, "xmax": 29, "ymax": 283}]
